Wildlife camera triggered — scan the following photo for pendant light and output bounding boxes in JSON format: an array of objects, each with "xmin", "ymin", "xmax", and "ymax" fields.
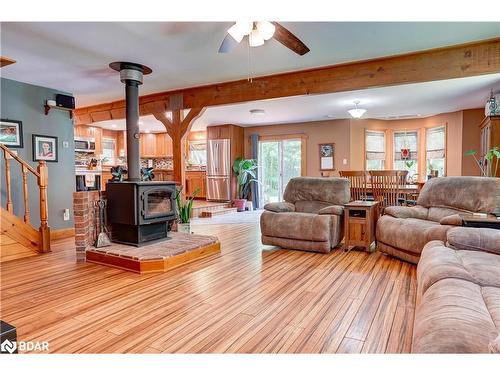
[
  {"xmin": 249, "ymin": 29, "xmax": 264, "ymax": 47},
  {"xmin": 256, "ymin": 21, "xmax": 275, "ymax": 40},
  {"xmin": 228, "ymin": 21, "xmax": 254, "ymax": 43},
  {"xmin": 347, "ymin": 100, "xmax": 367, "ymax": 119}
]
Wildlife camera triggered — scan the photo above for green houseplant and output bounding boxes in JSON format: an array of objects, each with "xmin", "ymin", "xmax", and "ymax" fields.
[
  {"xmin": 173, "ymin": 186, "xmax": 199, "ymax": 233},
  {"xmin": 464, "ymin": 146, "xmax": 500, "ymax": 177},
  {"xmin": 232, "ymin": 157, "xmax": 258, "ymax": 212}
]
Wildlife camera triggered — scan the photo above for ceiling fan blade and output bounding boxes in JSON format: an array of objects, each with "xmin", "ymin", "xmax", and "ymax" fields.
[
  {"xmin": 218, "ymin": 33, "xmax": 239, "ymax": 53},
  {"xmin": 271, "ymin": 22, "xmax": 310, "ymax": 56},
  {"xmin": 0, "ymin": 56, "xmax": 16, "ymax": 68}
]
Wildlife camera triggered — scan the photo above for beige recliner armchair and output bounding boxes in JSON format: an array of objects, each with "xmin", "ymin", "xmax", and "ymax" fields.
[{"xmin": 260, "ymin": 177, "xmax": 350, "ymax": 253}]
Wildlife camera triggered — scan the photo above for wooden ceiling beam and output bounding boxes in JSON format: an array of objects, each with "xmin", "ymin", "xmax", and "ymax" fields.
[{"xmin": 74, "ymin": 38, "xmax": 500, "ymax": 125}]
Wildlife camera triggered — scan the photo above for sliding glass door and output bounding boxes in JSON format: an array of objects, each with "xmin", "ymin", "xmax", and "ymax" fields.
[{"xmin": 258, "ymin": 138, "xmax": 302, "ymax": 206}]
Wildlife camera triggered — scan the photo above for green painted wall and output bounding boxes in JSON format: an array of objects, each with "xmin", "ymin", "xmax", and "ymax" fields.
[{"xmin": 1, "ymin": 78, "xmax": 75, "ymax": 230}]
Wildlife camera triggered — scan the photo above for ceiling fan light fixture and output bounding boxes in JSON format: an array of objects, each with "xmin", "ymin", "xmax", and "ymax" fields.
[
  {"xmin": 228, "ymin": 21, "xmax": 253, "ymax": 43},
  {"xmin": 347, "ymin": 101, "xmax": 367, "ymax": 119},
  {"xmin": 249, "ymin": 29, "xmax": 264, "ymax": 47},
  {"xmin": 256, "ymin": 21, "xmax": 275, "ymax": 40}
]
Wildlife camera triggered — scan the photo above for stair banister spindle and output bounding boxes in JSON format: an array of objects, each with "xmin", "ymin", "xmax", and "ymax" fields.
[
  {"xmin": 22, "ymin": 164, "xmax": 30, "ymax": 223},
  {"xmin": 37, "ymin": 161, "xmax": 51, "ymax": 252},
  {"xmin": 3, "ymin": 152, "xmax": 13, "ymax": 213}
]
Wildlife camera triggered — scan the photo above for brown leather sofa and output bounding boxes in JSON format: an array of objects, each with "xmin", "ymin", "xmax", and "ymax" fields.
[
  {"xmin": 260, "ymin": 177, "xmax": 350, "ymax": 253},
  {"xmin": 412, "ymin": 227, "xmax": 500, "ymax": 353},
  {"xmin": 376, "ymin": 176, "xmax": 500, "ymax": 264}
]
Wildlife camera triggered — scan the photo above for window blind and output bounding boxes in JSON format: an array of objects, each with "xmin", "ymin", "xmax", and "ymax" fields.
[
  {"xmin": 426, "ymin": 126, "xmax": 445, "ymax": 159},
  {"xmin": 394, "ymin": 131, "xmax": 418, "ymax": 160},
  {"xmin": 365, "ymin": 130, "xmax": 385, "ymax": 160}
]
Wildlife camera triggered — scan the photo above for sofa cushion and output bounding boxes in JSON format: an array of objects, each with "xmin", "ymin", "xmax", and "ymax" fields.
[
  {"xmin": 260, "ymin": 211, "xmax": 331, "ymax": 242},
  {"xmin": 295, "ymin": 200, "xmax": 332, "ymax": 214},
  {"xmin": 412, "ymin": 278, "xmax": 500, "ymax": 353},
  {"xmin": 318, "ymin": 205, "xmax": 344, "ymax": 216},
  {"xmin": 376, "ymin": 215, "xmax": 452, "ymax": 256},
  {"xmin": 384, "ymin": 205, "xmax": 428, "ymax": 220},
  {"xmin": 263, "ymin": 202, "xmax": 295, "ymax": 213},
  {"xmin": 428, "ymin": 207, "xmax": 469, "ymax": 222},
  {"xmin": 417, "ymin": 176, "xmax": 499, "ymax": 213},
  {"xmin": 417, "ymin": 241, "xmax": 500, "ymax": 298},
  {"xmin": 439, "ymin": 214, "xmax": 463, "ymax": 226},
  {"xmin": 283, "ymin": 177, "xmax": 350, "ymax": 206},
  {"xmin": 447, "ymin": 227, "xmax": 500, "ymax": 255}
]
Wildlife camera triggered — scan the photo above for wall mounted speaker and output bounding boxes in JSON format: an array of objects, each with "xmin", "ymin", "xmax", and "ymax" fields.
[{"xmin": 56, "ymin": 94, "xmax": 75, "ymax": 109}]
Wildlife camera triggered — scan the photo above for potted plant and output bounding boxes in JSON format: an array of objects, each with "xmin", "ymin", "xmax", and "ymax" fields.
[
  {"xmin": 173, "ymin": 186, "xmax": 199, "ymax": 233},
  {"xmin": 464, "ymin": 146, "xmax": 500, "ymax": 177},
  {"xmin": 427, "ymin": 162, "xmax": 439, "ymax": 179},
  {"xmin": 232, "ymin": 157, "xmax": 258, "ymax": 212}
]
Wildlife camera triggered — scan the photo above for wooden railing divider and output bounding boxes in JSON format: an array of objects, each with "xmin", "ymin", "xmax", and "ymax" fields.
[{"xmin": 0, "ymin": 143, "xmax": 51, "ymax": 252}]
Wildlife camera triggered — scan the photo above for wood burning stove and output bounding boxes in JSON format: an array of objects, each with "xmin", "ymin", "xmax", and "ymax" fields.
[
  {"xmin": 105, "ymin": 61, "xmax": 177, "ymax": 246},
  {"xmin": 106, "ymin": 181, "xmax": 176, "ymax": 246}
]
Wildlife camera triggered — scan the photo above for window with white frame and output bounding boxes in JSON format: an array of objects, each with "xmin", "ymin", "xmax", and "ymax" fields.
[
  {"xmin": 394, "ymin": 130, "xmax": 418, "ymax": 177},
  {"xmin": 426, "ymin": 126, "xmax": 446, "ymax": 178},
  {"xmin": 365, "ymin": 130, "xmax": 385, "ymax": 170}
]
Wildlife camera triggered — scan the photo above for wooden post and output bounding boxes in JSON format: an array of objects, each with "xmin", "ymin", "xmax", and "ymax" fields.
[
  {"xmin": 37, "ymin": 161, "xmax": 51, "ymax": 253},
  {"xmin": 22, "ymin": 165, "xmax": 30, "ymax": 223},
  {"xmin": 149, "ymin": 95, "xmax": 205, "ymax": 192},
  {"xmin": 4, "ymin": 152, "xmax": 13, "ymax": 213}
]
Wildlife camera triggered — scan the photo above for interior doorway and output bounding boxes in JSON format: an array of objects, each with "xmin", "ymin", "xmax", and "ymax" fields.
[{"xmin": 258, "ymin": 137, "xmax": 304, "ymax": 206}]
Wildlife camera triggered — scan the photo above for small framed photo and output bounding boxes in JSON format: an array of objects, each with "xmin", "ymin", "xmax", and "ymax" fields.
[
  {"xmin": 32, "ymin": 134, "xmax": 58, "ymax": 162},
  {"xmin": 319, "ymin": 143, "xmax": 335, "ymax": 171},
  {"xmin": 0, "ymin": 119, "xmax": 23, "ymax": 148}
]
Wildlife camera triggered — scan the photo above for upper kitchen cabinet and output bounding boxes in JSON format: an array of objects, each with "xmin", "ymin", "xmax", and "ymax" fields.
[
  {"xmin": 207, "ymin": 125, "xmax": 231, "ymax": 140},
  {"xmin": 156, "ymin": 133, "xmax": 173, "ymax": 157},
  {"xmin": 140, "ymin": 133, "xmax": 173, "ymax": 157},
  {"xmin": 140, "ymin": 133, "xmax": 157, "ymax": 157}
]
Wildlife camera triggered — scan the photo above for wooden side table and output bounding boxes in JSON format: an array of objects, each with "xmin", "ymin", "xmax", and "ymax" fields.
[
  {"xmin": 343, "ymin": 200, "xmax": 380, "ymax": 252},
  {"xmin": 459, "ymin": 213, "xmax": 500, "ymax": 230}
]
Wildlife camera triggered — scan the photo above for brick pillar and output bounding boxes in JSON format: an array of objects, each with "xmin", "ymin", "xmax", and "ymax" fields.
[{"xmin": 73, "ymin": 191, "xmax": 102, "ymax": 262}]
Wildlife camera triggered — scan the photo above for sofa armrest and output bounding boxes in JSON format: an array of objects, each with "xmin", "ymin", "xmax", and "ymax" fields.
[
  {"xmin": 384, "ymin": 205, "xmax": 428, "ymax": 220},
  {"xmin": 447, "ymin": 227, "xmax": 500, "ymax": 255},
  {"xmin": 318, "ymin": 205, "xmax": 344, "ymax": 216},
  {"xmin": 263, "ymin": 202, "xmax": 295, "ymax": 213},
  {"xmin": 439, "ymin": 214, "xmax": 463, "ymax": 226}
]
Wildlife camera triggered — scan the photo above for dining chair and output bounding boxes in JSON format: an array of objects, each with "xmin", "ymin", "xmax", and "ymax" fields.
[
  {"xmin": 369, "ymin": 170, "xmax": 406, "ymax": 209},
  {"xmin": 339, "ymin": 171, "xmax": 369, "ymax": 201}
]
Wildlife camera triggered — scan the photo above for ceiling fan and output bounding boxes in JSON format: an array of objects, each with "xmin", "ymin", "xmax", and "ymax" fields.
[{"xmin": 218, "ymin": 22, "xmax": 310, "ymax": 56}]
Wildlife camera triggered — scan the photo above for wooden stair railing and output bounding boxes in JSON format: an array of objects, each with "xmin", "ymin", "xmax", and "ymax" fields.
[{"xmin": 1, "ymin": 143, "xmax": 50, "ymax": 252}]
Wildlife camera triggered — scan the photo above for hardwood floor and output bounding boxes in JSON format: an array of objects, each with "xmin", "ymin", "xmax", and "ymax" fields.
[{"xmin": 0, "ymin": 221, "xmax": 416, "ymax": 353}]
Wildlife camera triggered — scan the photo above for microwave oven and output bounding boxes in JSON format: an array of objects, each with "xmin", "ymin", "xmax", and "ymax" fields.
[{"xmin": 74, "ymin": 137, "xmax": 96, "ymax": 153}]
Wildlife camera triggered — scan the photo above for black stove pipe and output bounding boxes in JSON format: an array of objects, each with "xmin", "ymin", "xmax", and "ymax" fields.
[{"xmin": 109, "ymin": 61, "xmax": 152, "ymax": 181}]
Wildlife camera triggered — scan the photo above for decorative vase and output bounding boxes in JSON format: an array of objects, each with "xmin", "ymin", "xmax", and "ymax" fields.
[
  {"xmin": 177, "ymin": 222, "xmax": 191, "ymax": 234},
  {"xmin": 233, "ymin": 198, "xmax": 247, "ymax": 212}
]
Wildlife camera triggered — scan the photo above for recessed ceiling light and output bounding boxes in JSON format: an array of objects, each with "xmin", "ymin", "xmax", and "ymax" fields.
[
  {"xmin": 138, "ymin": 121, "xmax": 144, "ymax": 125},
  {"xmin": 325, "ymin": 114, "xmax": 335, "ymax": 118},
  {"xmin": 145, "ymin": 130, "xmax": 150, "ymax": 133},
  {"xmin": 249, "ymin": 109, "xmax": 266, "ymax": 116}
]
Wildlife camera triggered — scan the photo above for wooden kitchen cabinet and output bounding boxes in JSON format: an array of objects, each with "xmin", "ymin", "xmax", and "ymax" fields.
[
  {"xmin": 140, "ymin": 133, "xmax": 157, "ymax": 157},
  {"xmin": 154, "ymin": 170, "xmax": 175, "ymax": 182},
  {"xmin": 207, "ymin": 125, "xmax": 231, "ymax": 140},
  {"xmin": 156, "ymin": 133, "xmax": 173, "ymax": 157},
  {"xmin": 116, "ymin": 130, "xmax": 126, "ymax": 157},
  {"xmin": 185, "ymin": 171, "xmax": 206, "ymax": 198},
  {"xmin": 101, "ymin": 171, "xmax": 113, "ymax": 191}
]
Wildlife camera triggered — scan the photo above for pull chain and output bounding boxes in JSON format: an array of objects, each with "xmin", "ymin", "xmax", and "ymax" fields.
[{"xmin": 247, "ymin": 36, "xmax": 252, "ymax": 83}]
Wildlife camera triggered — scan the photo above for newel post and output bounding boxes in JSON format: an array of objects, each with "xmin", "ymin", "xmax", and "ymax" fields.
[{"xmin": 37, "ymin": 161, "xmax": 51, "ymax": 252}]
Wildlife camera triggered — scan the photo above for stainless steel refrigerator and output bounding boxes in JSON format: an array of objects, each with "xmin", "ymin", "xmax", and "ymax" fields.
[{"xmin": 206, "ymin": 139, "xmax": 231, "ymax": 201}]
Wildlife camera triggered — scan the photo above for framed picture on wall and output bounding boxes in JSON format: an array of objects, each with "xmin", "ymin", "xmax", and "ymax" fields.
[
  {"xmin": 32, "ymin": 134, "xmax": 58, "ymax": 162},
  {"xmin": 0, "ymin": 119, "xmax": 23, "ymax": 148},
  {"xmin": 319, "ymin": 143, "xmax": 335, "ymax": 171}
]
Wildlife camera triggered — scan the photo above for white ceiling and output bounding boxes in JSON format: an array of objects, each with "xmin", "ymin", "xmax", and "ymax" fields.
[
  {"xmin": 94, "ymin": 73, "xmax": 500, "ymax": 132},
  {"xmin": 1, "ymin": 22, "xmax": 499, "ymax": 107}
]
